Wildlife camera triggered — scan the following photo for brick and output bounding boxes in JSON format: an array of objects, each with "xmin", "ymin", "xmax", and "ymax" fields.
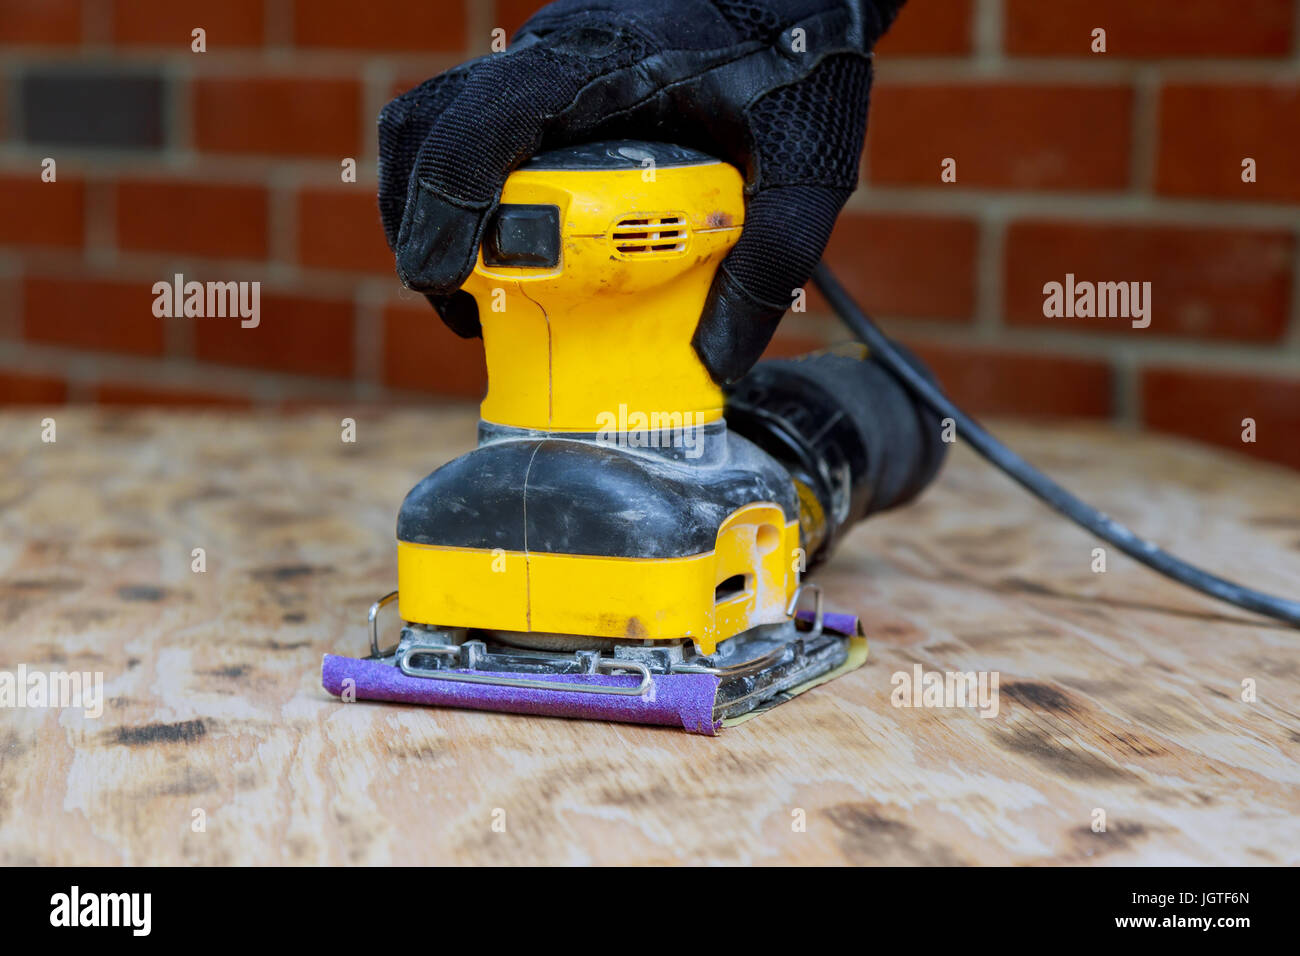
[
  {"xmin": 293, "ymin": 0, "xmax": 466, "ymax": 52},
  {"xmin": 0, "ymin": 274, "xmax": 15, "ymax": 335},
  {"xmin": 496, "ymin": 0, "xmax": 538, "ymax": 39},
  {"xmin": 905, "ymin": 341, "xmax": 1113, "ymax": 419},
  {"xmin": 390, "ymin": 73, "xmax": 429, "ymax": 100},
  {"xmin": 876, "ymin": 0, "xmax": 972, "ymax": 56},
  {"xmin": 20, "ymin": 69, "xmax": 166, "ymax": 149},
  {"xmin": 93, "ymin": 382, "xmax": 253, "ymax": 407},
  {"xmin": 192, "ymin": 76, "xmax": 361, "ymax": 157},
  {"xmin": 0, "ymin": 369, "xmax": 67, "ymax": 404},
  {"xmin": 116, "ymin": 179, "xmax": 268, "ymax": 260},
  {"xmin": 382, "ymin": 301, "xmax": 486, "ymax": 398},
  {"xmin": 112, "ymin": 0, "xmax": 264, "ymax": 47},
  {"xmin": 1004, "ymin": 0, "xmax": 1293, "ymax": 57},
  {"xmin": 23, "ymin": 277, "xmax": 166, "ymax": 356},
  {"xmin": 867, "ymin": 83, "xmax": 1133, "ymax": 191},
  {"xmin": 1141, "ymin": 366, "xmax": 1300, "ymax": 471},
  {"xmin": 0, "ymin": 0, "xmax": 81, "ymax": 45},
  {"xmin": 1156, "ymin": 84, "xmax": 1300, "ymax": 204},
  {"xmin": 0, "ymin": 174, "xmax": 84, "ymax": 247},
  {"xmin": 296, "ymin": 188, "xmax": 392, "ymax": 274},
  {"xmin": 815, "ymin": 212, "xmax": 978, "ymax": 320},
  {"xmin": 194, "ymin": 291, "xmax": 354, "ymax": 378},
  {"xmin": 1005, "ymin": 221, "xmax": 1294, "ymax": 342}
]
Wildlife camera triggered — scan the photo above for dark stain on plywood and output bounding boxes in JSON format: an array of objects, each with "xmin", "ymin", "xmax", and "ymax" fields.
[{"xmin": 115, "ymin": 719, "xmax": 208, "ymax": 746}]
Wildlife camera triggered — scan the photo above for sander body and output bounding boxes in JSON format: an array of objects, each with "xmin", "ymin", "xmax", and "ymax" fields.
[{"xmin": 323, "ymin": 141, "xmax": 946, "ymax": 733}]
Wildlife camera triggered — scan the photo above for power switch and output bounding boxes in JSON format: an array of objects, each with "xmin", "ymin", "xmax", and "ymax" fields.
[{"xmin": 482, "ymin": 204, "xmax": 561, "ymax": 268}]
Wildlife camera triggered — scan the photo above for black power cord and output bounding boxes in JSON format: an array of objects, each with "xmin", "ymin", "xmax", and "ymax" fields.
[{"xmin": 813, "ymin": 262, "xmax": 1300, "ymax": 629}]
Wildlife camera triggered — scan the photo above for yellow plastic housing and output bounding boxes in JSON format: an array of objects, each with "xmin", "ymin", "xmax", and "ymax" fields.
[
  {"xmin": 398, "ymin": 506, "xmax": 800, "ymax": 655},
  {"xmin": 462, "ymin": 160, "xmax": 746, "ymax": 432},
  {"xmin": 397, "ymin": 155, "xmax": 803, "ymax": 652}
]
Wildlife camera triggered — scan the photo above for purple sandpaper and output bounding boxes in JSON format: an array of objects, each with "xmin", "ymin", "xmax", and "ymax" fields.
[
  {"xmin": 322, "ymin": 654, "xmax": 722, "ymax": 734},
  {"xmin": 798, "ymin": 610, "xmax": 860, "ymax": 636}
]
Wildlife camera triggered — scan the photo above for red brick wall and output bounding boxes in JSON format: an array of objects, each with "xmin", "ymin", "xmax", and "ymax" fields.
[{"xmin": 1, "ymin": 0, "xmax": 1297, "ymax": 470}]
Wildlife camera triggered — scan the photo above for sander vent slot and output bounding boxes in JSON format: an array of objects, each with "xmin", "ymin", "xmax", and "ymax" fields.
[
  {"xmin": 610, "ymin": 214, "xmax": 689, "ymax": 258},
  {"xmin": 714, "ymin": 574, "xmax": 750, "ymax": 603}
]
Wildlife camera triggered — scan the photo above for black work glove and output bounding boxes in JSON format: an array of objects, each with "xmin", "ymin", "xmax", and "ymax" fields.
[{"xmin": 378, "ymin": 0, "xmax": 905, "ymax": 384}]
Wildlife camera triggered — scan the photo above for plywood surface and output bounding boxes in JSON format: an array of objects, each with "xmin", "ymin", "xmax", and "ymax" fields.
[{"xmin": 1, "ymin": 408, "xmax": 1297, "ymax": 865}]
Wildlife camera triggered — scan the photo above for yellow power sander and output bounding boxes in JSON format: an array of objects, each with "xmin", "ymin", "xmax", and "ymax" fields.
[{"xmin": 322, "ymin": 140, "xmax": 947, "ymax": 733}]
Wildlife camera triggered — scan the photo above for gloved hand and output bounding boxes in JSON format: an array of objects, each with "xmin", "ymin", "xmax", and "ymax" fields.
[{"xmin": 378, "ymin": 0, "xmax": 905, "ymax": 384}]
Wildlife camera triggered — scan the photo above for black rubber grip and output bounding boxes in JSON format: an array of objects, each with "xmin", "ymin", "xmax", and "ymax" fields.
[{"xmin": 724, "ymin": 346, "xmax": 948, "ymax": 567}]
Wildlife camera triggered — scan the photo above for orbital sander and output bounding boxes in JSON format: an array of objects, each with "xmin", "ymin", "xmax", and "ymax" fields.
[{"xmin": 323, "ymin": 140, "xmax": 946, "ymax": 734}]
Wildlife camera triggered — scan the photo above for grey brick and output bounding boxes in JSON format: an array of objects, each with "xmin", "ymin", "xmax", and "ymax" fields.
[{"xmin": 19, "ymin": 69, "xmax": 166, "ymax": 150}]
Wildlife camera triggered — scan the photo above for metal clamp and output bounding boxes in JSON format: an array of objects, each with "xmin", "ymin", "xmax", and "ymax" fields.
[
  {"xmin": 674, "ymin": 584, "xmax": 826, "ymax": 677},
  {"xmin": 368, "ymin": 590, "xmax": 399, "ymax": 658},
  {"xmin": 786, "ymin": 582, "xmax": 825, "ymax": 637},
  {"xmin": 671, "ymin": 645, "xmax": 787, "ymax": 678},
  {"xmin": 398, "ymin": 644, "xmax": 653, "ymax": 697}
]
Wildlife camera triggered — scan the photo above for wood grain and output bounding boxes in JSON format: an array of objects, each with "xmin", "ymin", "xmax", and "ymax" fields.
[{"xmin": 0, "ymin": 408, "xmax": 1297, "ymax": 865}]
